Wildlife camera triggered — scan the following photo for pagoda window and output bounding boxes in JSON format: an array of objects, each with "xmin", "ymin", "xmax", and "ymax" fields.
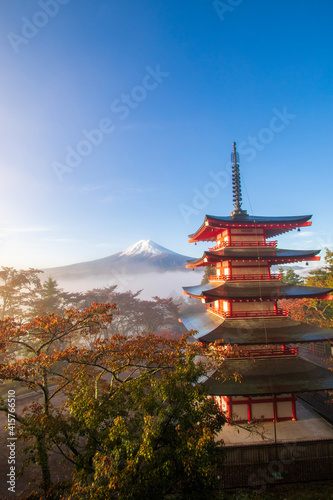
[
  {"xmin": 252, "ymin": 402, "xmax": 274, "ymax": 421},
  {"xmin": 231, "ymin": 403, "xmax": 248, "ymax": 422},
  {"xmin": 232, "ymin": 302, "xmax": 255, "ymax": 312},
  {"xmin": 221, "ymin": 394, "xmax": 297, "ymax": 423},
  {"xmin": 232, "ymin": 302, "xmax": 275, "ymax": 313},
  {"xmin": 277, "ymin": 400, "xmax": 294, "ymax": 419}
]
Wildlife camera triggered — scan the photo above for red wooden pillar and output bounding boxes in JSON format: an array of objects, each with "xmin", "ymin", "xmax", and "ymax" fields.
[
  {"xmin": 228, "ymin": 260, "xmax": 232, "ymax": 279},
  {"xmin": 247, "ymin": 397, "xmax": 252, "ymax": 422},
  {"xmin": 227, "ymin": 228, "xmax": 230, "ymax": 247}
]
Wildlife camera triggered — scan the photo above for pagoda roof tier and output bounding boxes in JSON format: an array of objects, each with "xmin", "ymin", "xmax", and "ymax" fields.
[
  {"xmin": 180, "ymin": 313, "xmax": 333, "ymax": 344},
  {"xmin": 188, "ymin": 214, "xmax": 312, "ymax": 242},
  {"xmin": 203, "ymin": 357, "xmax": 333, "ymax": 396},
  {"xmin": 182, "ymin": 282, "xmax": 333, "ymax": 302},
  {"xmin": 186, "ymin": 249, "xmax": 320, "ymax": 268}
]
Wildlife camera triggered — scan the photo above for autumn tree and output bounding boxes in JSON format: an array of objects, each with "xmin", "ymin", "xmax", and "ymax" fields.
[
  {"xmin": 0, "ymin": 303, "xmax": 116, "ymax": 496},
  {"xmin": 0, "ymin": 301, "xmax": 230, "ymax": 498}
]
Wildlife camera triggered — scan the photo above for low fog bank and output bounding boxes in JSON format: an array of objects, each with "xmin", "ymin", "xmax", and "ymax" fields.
[{"xmin": 48, "ymin": 270, "xmax": 204, "ymax": 300}]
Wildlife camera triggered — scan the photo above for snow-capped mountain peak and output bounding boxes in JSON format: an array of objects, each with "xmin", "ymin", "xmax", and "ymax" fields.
[
  {"xmin": 120, "ymin": 240, "xmax": 177, "ymax": 258},
  {"xmin": 45, "ymin": 239, "xmax": 195, "ymax": 279}
]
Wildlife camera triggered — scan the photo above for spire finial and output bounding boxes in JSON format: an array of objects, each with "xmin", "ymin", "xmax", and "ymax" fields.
[{"xmin": 230, "ymin": 142, "xmax": 247, "ymax": 217}]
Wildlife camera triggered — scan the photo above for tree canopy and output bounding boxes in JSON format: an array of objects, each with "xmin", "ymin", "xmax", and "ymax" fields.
[
  {"xmin": 0, "ymin": 302, "xmax": 226, "ymax": 499},
  {"xmin": 0, "ymin": 268, "xmax": 182, "ymax": 339}
]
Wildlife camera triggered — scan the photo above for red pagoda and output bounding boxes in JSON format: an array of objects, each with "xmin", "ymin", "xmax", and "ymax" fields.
[{"xmin": 181, "ymin": 143, "xmax": 333, "ymax": 423}]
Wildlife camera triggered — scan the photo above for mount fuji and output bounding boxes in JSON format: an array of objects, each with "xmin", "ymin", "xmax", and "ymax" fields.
[
  {"xmin": 44, "ymin": 240, "xmax": 201, "ymax": 298},
  {"xmin": 45, "ymin": 240, "xmax": 195, "ymax": 280}
]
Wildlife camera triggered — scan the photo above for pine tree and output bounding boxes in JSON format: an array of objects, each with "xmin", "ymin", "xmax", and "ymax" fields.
[
  {"xmin": 30, "ymin": 277, "xmax": 81, "ymax": 316},
  {"xmin": 201, "ymin": 265, "xmax": 215, "ymax": 284},
  {"xmin": 278, "ymin": 266, "xmax": 303, "ymax": 285}
]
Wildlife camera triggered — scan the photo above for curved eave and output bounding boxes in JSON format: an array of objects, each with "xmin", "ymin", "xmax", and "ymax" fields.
[
  {"xmin": 186, "ymin": 249, "xmax": 321, "ymax": 268},
  {"xmin": 183, "ymin": 282, "xmax": 221, "ymax": 299},
  {"xmin": 188, "ymin": 215, "xmax": 313, "ymax": 242},
  {"xmin": 180, "ymin": 312, "xmax": 333, "ymax": 345},
  {"xmin": 186, "ymin": 252, "xmax": 222, "ymax": 268},
  {"xmin": 182, "ymin": 283, "xmax": 333, "ymax": 301},
  {"xmin": 204, "ymin": 357, "xmax": 333, "ymax": 396}
]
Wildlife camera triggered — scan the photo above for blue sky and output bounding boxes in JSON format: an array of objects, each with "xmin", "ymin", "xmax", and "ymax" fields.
[{"xmin": 0, "ymin": 0, "xmax": 332, "ymax": 269}]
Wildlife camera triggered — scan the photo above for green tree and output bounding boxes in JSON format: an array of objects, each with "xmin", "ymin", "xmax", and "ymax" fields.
[
  {"xmin": 201, "ymin": 266, "xmax": 215, "ymax": 285},
  {"xmin": 306, "ymin": 249, "xmax": 333, "ymax": 288},
  {"xmin": 278, "ymin": 266, "xmax": 303, "ymax": 285},
  {"xmin": 48, "ymin": 334, "xmax": 226, "ymax": 500},
  {"xmin": 136, "ymin": 296, "xmax": 180, "ymax": 334},
  {"xmin": 30, "ymin": 276, "xmax": 82, "ymax": 317},
  {"xmin": 0, "ymin": 267, "xmax": 42, "ymax": 320},
  {"xmin": 69, "ymin": 360, "xmax": 225, "ymax": 499},
  {"xmin": 80, "ymin": 287, "xmax": 145, "ymax": 336},
  {"xmin": 81, "ymin": 287, "xmax": 181, "ymax": 337}
]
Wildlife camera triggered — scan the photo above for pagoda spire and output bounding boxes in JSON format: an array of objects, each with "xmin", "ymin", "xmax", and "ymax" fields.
[{"xmin": 230, "ymin": 142, "xmax": 247, "ymax": 217}]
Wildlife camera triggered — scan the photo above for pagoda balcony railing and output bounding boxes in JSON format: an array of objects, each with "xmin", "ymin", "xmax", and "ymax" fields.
[
  {"xmin": 224, "ymin": 346, "xmax": 298, "ymax": 358},
  {"xmin": 210, "ymin": 308, "xmax": 289, "ymax": 319},
  {"xmin": 209, "ymin": 241, "xmax": 277, "ymax": 251},
  {"xmin": 208, "ymin": 273, "xmax": 281, "ymax": 282}
]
